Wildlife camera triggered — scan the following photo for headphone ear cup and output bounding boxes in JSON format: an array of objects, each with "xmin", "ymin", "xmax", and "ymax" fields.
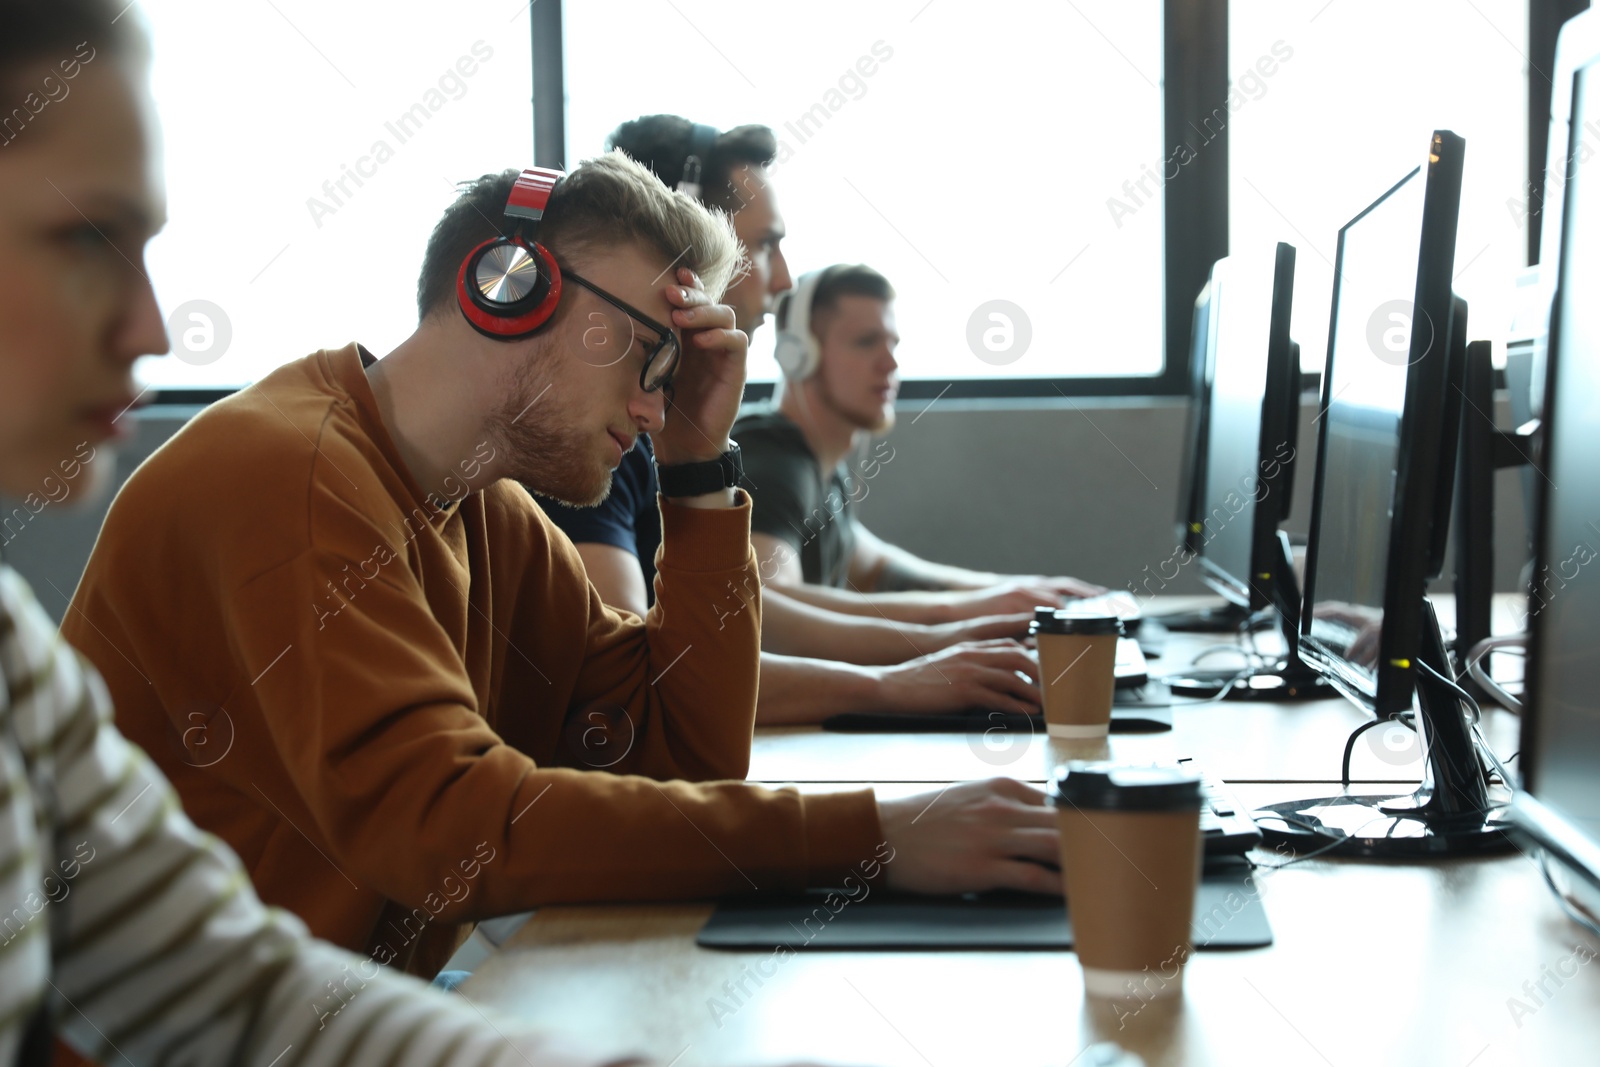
[
  {"xmin": 457, "ymin": 236, "xmax": 564, "ymax": 340},
  {"xmin": 773, "ymin": 291, "xmax": 804, "ymax": 377},
  {"xmin": 774, "ymin": 335, "xmax": 803, "ymax": 378},
  {"xmin": 773, "ymin": 277, "xmax": 825, "ymax": 380},
  {"xmin": 800, "ymin": 330, "xmax": 822, "ymax": 380}
]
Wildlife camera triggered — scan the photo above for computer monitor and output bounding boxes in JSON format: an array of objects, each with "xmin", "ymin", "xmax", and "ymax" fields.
[
  {"xmin": 1155, "ymin": 279, "xmax": 1258, "ymax": 632},
  {"xmin": 1164, "ymin": 257, "xmax": 1299, "ymax": 639},
  {"xmin": 1299, "ymin": 139, "xmax": 1464, "ymax": 720},
  {"xmin": 1195, "ymin": 246, "xmax": 1299, "ymax": 612},
  {"xmin": 1161, "ymin": 247, "xmax": 1328, "ymax": 701},
  {"xmin": 1257, "ymin": 131, "xmax": 1510, "ymax": 857},
  {"xmin": 1512, "ymin": 59, "xmax": 1600, "ymax": 920}
]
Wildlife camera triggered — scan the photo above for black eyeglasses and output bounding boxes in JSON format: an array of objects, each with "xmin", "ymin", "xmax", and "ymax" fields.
[{"xmin": 563, "ymin": 269, "xmax": 681, "ymax": 393}]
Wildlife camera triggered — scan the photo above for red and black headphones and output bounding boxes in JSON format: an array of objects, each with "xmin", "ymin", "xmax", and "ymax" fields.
[{"xmin": 456, "ymin": 167, "xmax": 566, "ymax": 340}]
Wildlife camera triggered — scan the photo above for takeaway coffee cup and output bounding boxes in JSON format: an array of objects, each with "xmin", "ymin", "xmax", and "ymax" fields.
[
  {"xmin": 1049, "ymin": 762, "xmax": 1204, "ymax": 1000},
  {"xmin": 1032, "ymin": 609, "xmax": 1123, "ymax": 738}
]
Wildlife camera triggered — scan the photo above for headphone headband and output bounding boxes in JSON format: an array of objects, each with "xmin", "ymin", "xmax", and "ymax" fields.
[
  {"xmin": 503, "ymin": 167, "xmax": 562, "ymax": 233},
  {"xmin": 677, "ymin": 122, "xmax": 721, "ymax": 199}
]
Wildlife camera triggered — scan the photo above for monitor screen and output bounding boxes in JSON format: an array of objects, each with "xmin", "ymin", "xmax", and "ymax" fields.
[
  {"xmin": 1519, "ymin": 62, "xmax": 1600, "ymax": 898},
  {"xmin": 1300, "ymin": 171, "xmax": 1426, "ymax": 699},
  {"xmin": 1300, "ymin": 132, "xmax": 1466, "ymax": 719},
  {"xmin": 1196, "ymin": 248, "xmax": 1296, "ymax": 608}
]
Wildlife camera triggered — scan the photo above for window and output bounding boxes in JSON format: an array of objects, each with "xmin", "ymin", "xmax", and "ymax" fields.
[
  {"xmin": 564, "ymin": 1, "xmax": 1165, "ymax": 384},
  {"xmin": 131, "ymin": 2, "xmax": 1544, "ymax": 395},
  {"xmin": 136, "ymin": 1, "xmax": 534, "ymax": 390},
  {"xmin": 1230, "ymin": 0, "xmax": 1529, "ymax": 373}
]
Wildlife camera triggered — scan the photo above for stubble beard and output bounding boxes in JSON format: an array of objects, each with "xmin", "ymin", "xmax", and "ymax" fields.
[
  {"xmin": 489, "ymin": 343, "xmax": 614, "ymax": 509},
  {"xmin": 819, "ymin": 374, "xmax": 894, "ymax": 435}
]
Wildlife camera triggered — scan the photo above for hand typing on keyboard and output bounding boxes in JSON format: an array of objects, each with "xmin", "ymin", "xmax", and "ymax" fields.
[
  {"xmin": 939, "ymin": 576, "xmax": 1109, "ymax": 621},
  {"xmin": 1064, "ymin": 590, "xmax": 1143, "ymax": 621}
]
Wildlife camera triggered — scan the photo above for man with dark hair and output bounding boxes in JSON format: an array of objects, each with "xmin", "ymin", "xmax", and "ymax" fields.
[
  {"xmin": 598, "ymin": 115, "xmax": 795, "ymax": 390},
  {"xmin": 540, "ymin": 116, "xmax": 1044, "ymax": 724},
  {"xmin": 736, "ymin": 262, "xmax": 1107, "ymax": 618},
  {"xmin": 63, "ymin": 148, "xmax": 1066, "ymax": 990}
]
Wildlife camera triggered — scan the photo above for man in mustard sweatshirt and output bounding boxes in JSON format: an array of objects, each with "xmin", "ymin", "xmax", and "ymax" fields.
[{"xmin": 62, "ymin": 152, "xmax": 1062, "ymax": 980}]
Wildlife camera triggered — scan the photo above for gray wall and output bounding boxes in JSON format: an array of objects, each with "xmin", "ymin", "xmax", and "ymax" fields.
[
  {"xmin": 851, "ymin": 393, "xmax": 1531, "ymax": 600},
  {"xmin": 0, "ymin": 410, "xmax": 189, "ymax": 622},
  {"xmin": 2, "ymin": 396, "xmax": 1531, "ymax": 624}
]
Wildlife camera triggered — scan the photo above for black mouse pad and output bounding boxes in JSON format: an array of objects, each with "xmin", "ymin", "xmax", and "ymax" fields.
[
  {"xmin": 820, "ymin": 682, "xmax": 1173, "ymax": 734},
  {"xmin": 697, "ymin": 863, "xmax": 1271, "ymax": 951}
]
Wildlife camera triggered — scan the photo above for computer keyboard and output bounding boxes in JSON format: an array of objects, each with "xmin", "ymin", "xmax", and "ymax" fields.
[{"xmin": 1181, "ymin": 763, "xmax": 1264, "ymax": 856}]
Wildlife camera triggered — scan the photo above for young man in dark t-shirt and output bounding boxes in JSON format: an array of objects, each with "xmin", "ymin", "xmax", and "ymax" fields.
[
  {"xmin": 539, "ymin": 116, "xmax": 1042, "ymax": 724},
  {"xmin": 739, "ymin": 264, "xmax": 1105, "ymax": 619},
  {"xmin": 729, "ymin": 406, "xmax": 862, "ymax": 588}
]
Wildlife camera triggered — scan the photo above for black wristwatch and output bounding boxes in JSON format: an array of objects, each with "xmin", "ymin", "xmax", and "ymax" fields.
[{"xmin": 654, "ymin": 440, "xmax": 743, "ymax": 498}]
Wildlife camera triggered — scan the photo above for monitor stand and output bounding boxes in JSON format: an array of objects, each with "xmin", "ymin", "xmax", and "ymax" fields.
[
  {"xmin": 1253, "ymin": 598, "xmax": 1514, "ymax": 858},
  {"xmin": 1454, "ymin": 338, "xmax": 1535, "ymax": 706},
  {"xmin": 1163, "ymin": 533, "xmax": 1332, "ymax": 702},
  {"xmin": 1148, "ymin": 601, "xmax": 1253, "ymax": 633}
]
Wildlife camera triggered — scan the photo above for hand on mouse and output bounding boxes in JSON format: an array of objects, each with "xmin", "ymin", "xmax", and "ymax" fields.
[{"xmin": 876, "ymin": 778, "xmax": 1062, "ymax": 896}]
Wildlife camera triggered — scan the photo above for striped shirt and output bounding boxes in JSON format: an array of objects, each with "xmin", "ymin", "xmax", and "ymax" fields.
[{"xmin": 0, "ymin": 564, "xmax": 641, "ymax": 1067}]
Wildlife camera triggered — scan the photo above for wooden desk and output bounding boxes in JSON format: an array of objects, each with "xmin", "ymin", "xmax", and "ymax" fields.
[
  {"xmin": 749, "ymin": 700, "xmax": 1518, "ymax": 786},
  {"xmin": 465, "ymin": 595, "xmax": 1546, "ymax": 1065},
  {"xmin": 749, "ymin": 598, "xmax": 1524, "ymax": 786},
  {"xmin": 463, "ymin": 784, "xmax": 1600, "ymax": 1067},
  {"xmin": 749, "ymin": 689, "xmax": 1520, "ymax": 787}
]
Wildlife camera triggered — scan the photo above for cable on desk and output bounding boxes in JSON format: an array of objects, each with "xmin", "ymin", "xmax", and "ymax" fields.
[
  {"xmin": 1417, "ymin": 658, "xmax": 1519, "ymax": 789},
  {"xmin": 1194, "ymin": 668, "xmax": 1254, "ymax": 704},
  {"xmin": 1188, "ymin": 644, "xmax": 1263, "ymax": 669},
  {"xmin": 1417, "ymin": 656, "xmax": 1482, "ymax": 724},
  {"xmin": 1239, "ymin": 607, "xmax": 1277, "ymax": 660},
  {"xmin": 1334, "ymin": 661, "xmax": 1518, "ymax": 791},
  {"xmin": 1248, "ymin": 826, "xmax": 1352, "ymax": 869},
  {"xmin": 1170, "ymin": 620, "xmax": 1268, "ymax": 695},
  {"xmin": 1248, "ymin": 805, "xmax": 1419, "ymax": 868},
  {"xmin": 1163, "ymin": 617, "xmax": 1287, "ymax": 706},
  {"xmin": 1157, "ymin": 664, "xmax": 1258, "ymax": 707},
  {"xmin": 1159, "ymin": 620, "xmax": 1261, "ymax": 704},
  {"xmin": 1464, "ymin": 635, "xmax": 1526, "ymax": 714},
  {"xmin": 1339, "ymin": 712, "xmax": 1416, "ymax": 787}
]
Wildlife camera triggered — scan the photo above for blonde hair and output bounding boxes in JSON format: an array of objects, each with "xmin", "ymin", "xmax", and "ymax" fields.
[
  {"xmin": 418, "ymin": 150, "xmax": 742, "ymax": 321},
  {"xmin": 541, "ymin": 149, "xmax": 742, "ymax": 301}
]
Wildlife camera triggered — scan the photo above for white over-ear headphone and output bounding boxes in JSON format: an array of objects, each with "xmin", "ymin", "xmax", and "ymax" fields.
[{"xmin": 773, "ymin": 269, "xmax": 827, "ymax": 380}]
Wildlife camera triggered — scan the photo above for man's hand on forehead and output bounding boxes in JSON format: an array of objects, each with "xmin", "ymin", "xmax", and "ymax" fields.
[
  {"xmin": 665, "ymin": 268, "xmax": 728, "ymax": 348},
  {"xmin": 651, "ymin": 265, "xmax": 748, "ymax": 469}
]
